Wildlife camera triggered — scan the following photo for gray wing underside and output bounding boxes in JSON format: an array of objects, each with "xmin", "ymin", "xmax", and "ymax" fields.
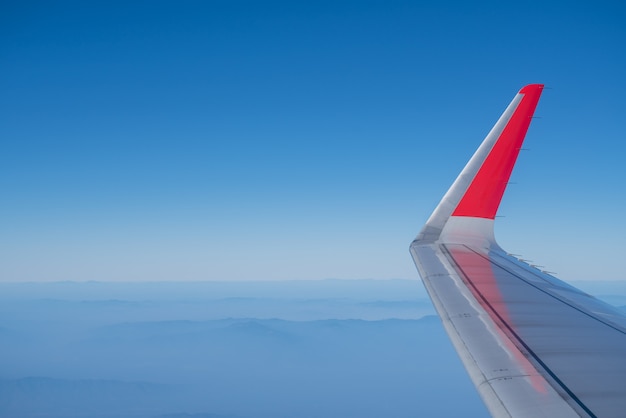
[{"xmin": 411, "ymin": 241, "xmax": 626, "ymax": 418}]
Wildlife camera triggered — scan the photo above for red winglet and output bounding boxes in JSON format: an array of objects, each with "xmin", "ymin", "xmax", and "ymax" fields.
[{"xmin": 452, "ymin": 84, "xmax": 544, "ymax": 219}]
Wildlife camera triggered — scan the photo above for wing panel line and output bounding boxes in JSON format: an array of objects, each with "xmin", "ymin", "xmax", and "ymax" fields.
[
  {"xmin": 440, "ymin": 244, "xmax": 596, "ymax": 418},
  {"xmin": 482, "ymin": 250, "xmax": 626, "ymax": 336}
]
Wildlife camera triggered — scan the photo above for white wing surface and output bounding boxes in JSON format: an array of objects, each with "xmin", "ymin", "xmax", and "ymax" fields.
[{"xmin": 410, "ymin": 84, "xmax": 626, "ymax": 418}]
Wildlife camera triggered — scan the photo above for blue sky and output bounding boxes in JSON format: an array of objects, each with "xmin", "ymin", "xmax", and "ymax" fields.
[{"xmin": 1, "ymin": 0, "xmax": 625, "ymax": 281}]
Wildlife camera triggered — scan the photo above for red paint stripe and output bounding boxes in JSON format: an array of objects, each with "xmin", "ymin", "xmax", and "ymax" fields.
[{"xmin": 452, "ymin": 84, "xmax": 544, "ymax": 219}]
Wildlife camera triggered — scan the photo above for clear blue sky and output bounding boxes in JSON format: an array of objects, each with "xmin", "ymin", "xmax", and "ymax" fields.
[{"xmin": 1, "ymin": 0, "xmax": 625, "ymax": 281}]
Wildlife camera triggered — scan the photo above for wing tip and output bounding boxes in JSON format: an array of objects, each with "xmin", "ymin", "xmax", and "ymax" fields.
[
  {"xmin": 414, "ymin": 84, "xmax": 544, "ymax": 246},
  {"xmin": 519, "ymin": 84, "xmax": 544, "ymax": 94},
  {"xmin": 451, "ymin": 84, "xmax": 544, "ymax": 220}
]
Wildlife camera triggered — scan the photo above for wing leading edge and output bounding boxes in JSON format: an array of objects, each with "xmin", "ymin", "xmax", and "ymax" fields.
[{"xmin": 410, "ymin": 85, "xmax": 626, "ymax": 418}]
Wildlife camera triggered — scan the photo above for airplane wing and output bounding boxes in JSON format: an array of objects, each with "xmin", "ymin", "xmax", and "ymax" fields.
[{"xmin": 410, "ymin": 84, "xmax": 626, "ymax": 418}]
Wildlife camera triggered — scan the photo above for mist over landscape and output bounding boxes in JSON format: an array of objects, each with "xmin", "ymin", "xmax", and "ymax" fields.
[
  {"xmin": 2, "ymin": 279, "xmax": 625, "ymax": 418},
  {"xmin": 1, "ymin": 279, "xmax": 473, "ymax": 418}
]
